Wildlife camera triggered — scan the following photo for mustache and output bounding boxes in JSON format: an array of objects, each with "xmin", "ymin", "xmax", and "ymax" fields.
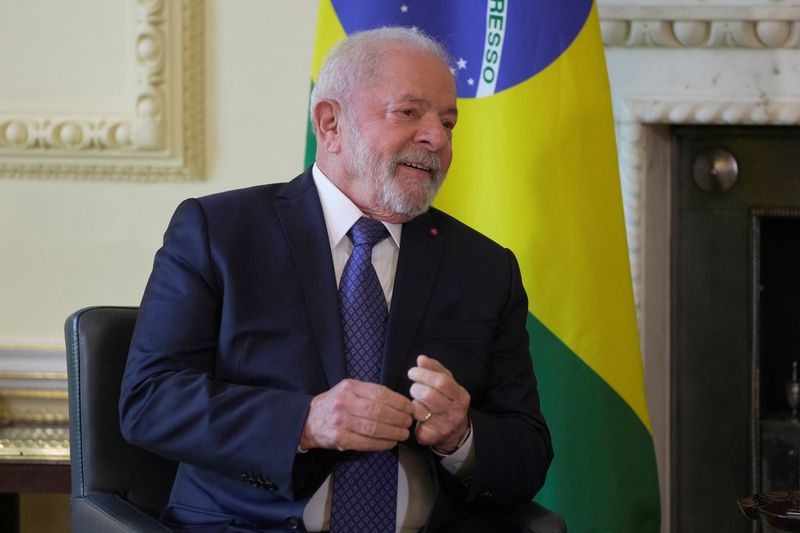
[{"xmin": 391, "ymin": 149, "xmax": 443, "ymax": 179}]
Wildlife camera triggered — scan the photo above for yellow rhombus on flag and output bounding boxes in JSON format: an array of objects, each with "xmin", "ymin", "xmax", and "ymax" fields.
[{"xmin": 305, "ymin": 1, "xmax": 661, "ymax": 531}]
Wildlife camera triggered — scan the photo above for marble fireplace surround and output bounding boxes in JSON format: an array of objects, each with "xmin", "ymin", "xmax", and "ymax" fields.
[{"xmin": 598, "ymin": 0, "xmax": 800, "ymax": 528}]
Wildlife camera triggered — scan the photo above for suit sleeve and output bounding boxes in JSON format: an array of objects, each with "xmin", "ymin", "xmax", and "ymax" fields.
[
  {"xmin": 119, "ymin": 199, "xmax": 321, "ymax": 500},
  {"xmin": 439, "ymin": 249, "xmax": 553, "ymax": 505}
]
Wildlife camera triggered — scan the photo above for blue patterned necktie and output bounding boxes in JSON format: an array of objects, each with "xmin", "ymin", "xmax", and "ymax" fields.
[{"xmin": 330, "ymin": 217, "xmax": 397, "ymax": 533}]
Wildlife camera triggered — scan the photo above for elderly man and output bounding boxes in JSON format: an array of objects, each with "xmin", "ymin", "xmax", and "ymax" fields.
[{"xmin": 120, "ymin": 27, "xmax": 552, "ymax": 532}]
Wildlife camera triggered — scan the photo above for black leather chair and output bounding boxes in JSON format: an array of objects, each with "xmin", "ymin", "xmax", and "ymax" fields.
[
  {"xmin": 66, "ymin": 306, "xmax": 565, "ymax": 533},
  {"xmin": 66, "ymin": 306, "xmax": 175, "ymax": 531}
]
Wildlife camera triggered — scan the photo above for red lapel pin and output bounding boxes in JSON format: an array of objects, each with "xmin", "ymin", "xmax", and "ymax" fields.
[{"xmin": 429, "ymin": 227, "xmax": 439, "ymax": 236}]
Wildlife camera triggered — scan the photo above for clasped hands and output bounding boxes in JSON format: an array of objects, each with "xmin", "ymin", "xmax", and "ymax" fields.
[{"xmin": 300, "ymin": 355, "xmax": 470, "ymax": 455}]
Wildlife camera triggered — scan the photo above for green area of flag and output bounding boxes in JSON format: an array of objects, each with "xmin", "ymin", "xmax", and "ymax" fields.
[{"xmin": 530, "ymin": 312, "xmax": 660, "ymax": 532}]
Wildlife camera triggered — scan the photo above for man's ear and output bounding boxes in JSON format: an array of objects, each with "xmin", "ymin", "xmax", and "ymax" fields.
[{"xmin": 312, "ymin": 100, "xmax": 343, "ymax": 153}]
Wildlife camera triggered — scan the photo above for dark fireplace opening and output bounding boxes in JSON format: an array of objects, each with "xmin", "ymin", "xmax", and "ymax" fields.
[
  {"xmin": 757, "ymin": 215, "xmax": 800, "ymax": 492},
  {"xmin": 673, "ymin": 125, "xmax": 800, "ymax": 532}
]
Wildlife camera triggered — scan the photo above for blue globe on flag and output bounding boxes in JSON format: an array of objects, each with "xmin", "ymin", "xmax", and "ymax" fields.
[{"xmin": 331, "ymin": 0, "xmax": 593, "ymax": 98}]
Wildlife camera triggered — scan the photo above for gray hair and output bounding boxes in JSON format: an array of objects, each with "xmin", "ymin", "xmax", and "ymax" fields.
[{"xmin": 310, "ymin": 27, "xmax": 452, "ymax": 129}]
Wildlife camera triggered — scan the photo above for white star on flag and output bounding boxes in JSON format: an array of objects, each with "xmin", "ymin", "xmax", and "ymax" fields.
[
  {"xmin": 400, "ymin": 4, "xmax": 409, "ymax": 13},
  {"xmin": 467, "ymin": 78, "xmax": 475, "ymax": 86},
  {"xmin": 449, "ymin": 67, "xmax": 456, "ymax": 75},
  {"xmin": 456, "ymin": 57, "xmax": 468, "ymax": 70}
]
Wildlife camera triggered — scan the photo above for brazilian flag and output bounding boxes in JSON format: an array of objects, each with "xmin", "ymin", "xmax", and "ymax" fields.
[{"xmin": 306, "ymin": 2, "xmax": 661, "ymax": 531}]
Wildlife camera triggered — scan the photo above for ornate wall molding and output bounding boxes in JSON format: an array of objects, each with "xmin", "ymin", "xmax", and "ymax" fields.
[
  {"xmin": 616, "ymin": 95, "xmax": 800, "ymax": 312},
  {"xmin": 0, "ymin": 390, "xmax": 68, "ymax": 425},
  {"xmin": 0, "ymin": 349, "xmax": 68, "ymax": 424},
  {"xmin": 616, "ymin": 121, "xmax": 645, "ymax": 316},
  {"xmin": 620, "ymin": 96, "xmax": 800, "ymax": 125},
  {"xmin": 599, "ymin": 4, "xmax": 800, "ymax": 48},
  {"xmin": 0, "ymin": 0, "xmax": 205, "ymax": 181}
]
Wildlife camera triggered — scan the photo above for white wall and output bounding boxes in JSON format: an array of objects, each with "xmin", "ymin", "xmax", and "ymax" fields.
[{"xmin": 0, "ymin": 0, "xmax": 319, "ymax": 348}]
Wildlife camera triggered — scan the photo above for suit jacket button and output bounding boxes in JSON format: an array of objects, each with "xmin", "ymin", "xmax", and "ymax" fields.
[
  {"xmin": 285, "ymin": 516, "xmax": 299, "ymax": 529},
  {"xmin": 479, "ymin": 489, "xmax": 493, "ymax": 499}
]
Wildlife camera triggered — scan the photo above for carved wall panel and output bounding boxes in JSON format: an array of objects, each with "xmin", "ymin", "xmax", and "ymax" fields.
[
  {"xmin": 0, "ymin": 0, "xmax": 204, "ymax": 181},
  {"xmin": 600, "ymin": 2, "xmax": 800, "ymax": 48}
]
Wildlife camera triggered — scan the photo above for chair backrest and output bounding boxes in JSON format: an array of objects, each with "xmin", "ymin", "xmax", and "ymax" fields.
[{"xmin": 66, "ymin": 306, "xmax": 178, "ymax": 519}]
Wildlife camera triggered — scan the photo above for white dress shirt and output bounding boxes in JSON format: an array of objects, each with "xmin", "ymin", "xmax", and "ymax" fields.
[{"xmin": 301, "ymin": 165, "xmax": 474, "ymax": 533}]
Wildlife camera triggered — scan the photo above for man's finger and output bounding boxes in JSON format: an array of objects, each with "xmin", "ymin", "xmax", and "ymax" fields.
[
  {"xmin": 409, "ymin": 383, "xmax": 464, "ymax": 417},
  {"xmin": 349, "ymin": 415, "xmax": 411, "ymax": 442},
  {"xmin": 411, "ymin": 400, "xmax": 432, "ymax": 423},
  {"xmin": 407, "ymin": 367, "xmax": 460, "ymax": 401},
  {"xmin": 415, "ymin": 354, "xmax": 451, "ymax": 375},
  {"xmin": 347, "ymin": 380, "xmax": 414, "ymax": 414},
  {"xmin": 348, "ymin": 395, "xmax": 413, "ymax": 429}
]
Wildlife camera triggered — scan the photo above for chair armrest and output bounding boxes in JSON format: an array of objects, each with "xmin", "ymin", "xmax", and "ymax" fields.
[
  {"xmin": 505, "ymin": 501, "xmax": 567, "ymax": 533},
  {"xmin": 72, "ymin": 493, "xmax": 172, "ymax": 532}
]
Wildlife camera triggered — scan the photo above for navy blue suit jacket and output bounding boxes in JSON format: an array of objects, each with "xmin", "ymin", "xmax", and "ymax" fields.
[{"xmin": 119, "ymin": 168, "xmax": 552, "ymax": 531}]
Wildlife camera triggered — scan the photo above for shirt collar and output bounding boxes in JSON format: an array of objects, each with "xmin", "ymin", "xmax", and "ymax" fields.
[{"xmin": 312, "ymin": 163, "xmax": 402, "ymax": 250}]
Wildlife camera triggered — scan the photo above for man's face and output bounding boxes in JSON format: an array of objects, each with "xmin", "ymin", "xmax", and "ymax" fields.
[{"xmin": 339, "ymin": 48, "xmax": 458, "ymax": 222}]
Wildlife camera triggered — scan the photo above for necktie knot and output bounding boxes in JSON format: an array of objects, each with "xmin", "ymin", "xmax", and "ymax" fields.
[{"xmin": 349, "ymin": 217, "xmax": 389, "ymax": 248}]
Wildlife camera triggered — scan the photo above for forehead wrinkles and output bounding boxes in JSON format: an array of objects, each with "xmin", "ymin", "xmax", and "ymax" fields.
[
  {"xmin": 345, "ymin": 47, "xmax": 456, "ymax": 119},
  {"xmin": 363, "ymin": 46, "xmax": 451, "ymax": 87}
]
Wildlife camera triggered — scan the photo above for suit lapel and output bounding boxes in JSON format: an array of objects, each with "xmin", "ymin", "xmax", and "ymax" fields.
[
  {"xmin": 274, "ymin": 170, "xmax": 347, "ymax": 388},
  {"xmin": 382, "ymin": 210, "xmax": 447, "ymax": 390},
  {"xmin": 273, "ymin": 172, "xmax": 448, "ymax": 392}
]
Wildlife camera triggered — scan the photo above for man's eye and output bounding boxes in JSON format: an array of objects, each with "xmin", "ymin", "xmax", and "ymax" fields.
[
  {"xmin": 401, "ymin": 109, "xmax": 415, "ymax": 116},
  {"xmin": 442, "ymin": 121, "xmax": 455, "ymax": 130}
]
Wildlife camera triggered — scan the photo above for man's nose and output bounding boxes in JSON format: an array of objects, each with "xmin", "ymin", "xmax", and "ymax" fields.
[{"xmin": 414, "ymin": 115, "xmax": 449, "ymax": 151}]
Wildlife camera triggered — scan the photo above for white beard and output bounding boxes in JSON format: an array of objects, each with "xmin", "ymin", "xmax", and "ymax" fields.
[{"xmin": 345, "ymin": 120, "xmax": 445, "ymax": 218}]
